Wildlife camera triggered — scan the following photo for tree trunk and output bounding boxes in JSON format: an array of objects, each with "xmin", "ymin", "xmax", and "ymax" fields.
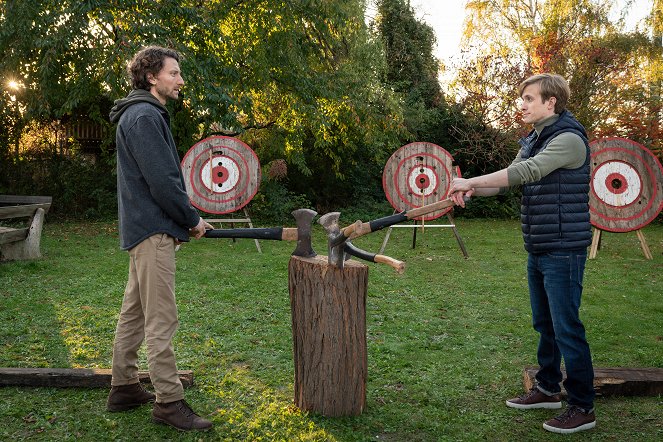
[{"xmin": 288, "ymin": 254, "xmax": 368, "ymax": 416}]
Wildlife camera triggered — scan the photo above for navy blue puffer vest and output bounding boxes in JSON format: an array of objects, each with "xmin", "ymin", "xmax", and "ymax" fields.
[{"xmin": 520, "ymin": 110, "xmax": 592, "ymax": 253}]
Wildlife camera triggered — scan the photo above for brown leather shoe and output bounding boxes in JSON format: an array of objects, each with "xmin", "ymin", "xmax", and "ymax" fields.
[
  {"xmin": 543, "ymin": 405, "xmax": 596, "ymax": 434},
  {"xmin": 107, "ymin": 383, "xmax": 156, "ymax": 412},
  {"xmin": 152, "ymin": 399, "xmax": 213, "ymax": 431},
  {"xmin": 505, "ymin": 386, "xmax": 562, "ymax": 409}
]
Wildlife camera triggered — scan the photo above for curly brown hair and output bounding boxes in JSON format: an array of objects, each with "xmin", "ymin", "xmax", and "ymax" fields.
[{"xmin": 128, "ymin": 46, "xmax": 181, "ymax": 91}]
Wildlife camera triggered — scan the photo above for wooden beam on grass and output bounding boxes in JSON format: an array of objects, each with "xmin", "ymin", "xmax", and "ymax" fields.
[
  {"xmin": 524, "ymin": 366, "xmax": 663, "ymax": 397},
  {"xmin": 0, "ymin": 368, "xmax": 193, "ymax": 388}
]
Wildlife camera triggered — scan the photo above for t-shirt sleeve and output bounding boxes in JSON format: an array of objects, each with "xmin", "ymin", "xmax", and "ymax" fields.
[{"xmin": 506, "ymin": 132, "xmax": 586, "ymax": 186}]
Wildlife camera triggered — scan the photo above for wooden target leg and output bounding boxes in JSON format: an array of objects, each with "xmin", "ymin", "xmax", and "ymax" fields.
[
  {"xmin": 447, "ymin": 212, "xmax": 469, "ymax": 259},
  {"xmin": 589, "ymin": 228, "xmax": 602, "ymax": 259},
  {"xmin": 378, "ymin": 210, "xmax": 397, "ymax": 254},
  {"xmin": 635, "ymin": 229, "xmax": 653, "ymax": 260},
  {"xmin": 288, "ymin": 255, "xmax": 367, "ymax": 417},
  {"xmin": 378, "ymin": 226, "xmax": 393, "ymax": 255},
  {"xmin": 244, "ymin": 208, "xmax": 262, "ymax": 253},
  {"xmin": 412, "ymin": 219, "xmax": 418, "ymax": 249}
]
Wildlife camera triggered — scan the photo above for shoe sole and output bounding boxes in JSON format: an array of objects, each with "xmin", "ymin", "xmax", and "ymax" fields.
[
  {"xmin": 505, "ymin": 400, "xmax": 562, "ymax": 410},
  {"xmin": 153, "ymin": 417, "xmax": 213, "ymax": 431},
  {"xmin": 107, "ymin": 400, "xmax": 155, "ymax": 412},
  {"xmin": 543, "ymin": 420, "xmax": 596, "ymax": 434}
]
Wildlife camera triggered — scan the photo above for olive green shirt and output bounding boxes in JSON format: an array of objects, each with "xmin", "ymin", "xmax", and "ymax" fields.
[{"xmin": 505, "ymin": 114, "xmax": 586, "ymax": 188}]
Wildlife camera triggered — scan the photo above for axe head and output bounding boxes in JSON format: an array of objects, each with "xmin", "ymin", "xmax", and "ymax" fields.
[
  {"xmin": 318, "ymin": 211, "xmax": 348, "ymax": 269},
  {"xmin": 291, "ymin": 208, "xmax": 317, "ymax": 257}
]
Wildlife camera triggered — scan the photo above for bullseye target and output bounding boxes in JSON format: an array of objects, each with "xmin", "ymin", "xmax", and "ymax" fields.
[
  {"xmin": 382, "ymin": 142, "xmax": 456, "ymax": 221},
  {"xmin": 181, "ymin": 136, "xmax": 261, "ymax": 215},
  {"xmin": 589, "ymin": 137, "xmax": 663, "ymax": 232}
]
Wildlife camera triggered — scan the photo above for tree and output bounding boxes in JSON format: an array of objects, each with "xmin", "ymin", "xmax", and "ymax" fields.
[
  {"xmin": 372, "ymin": 0, "xmax": 459, "ymax": 149},
  {"xmin": 0, "ymin": 0, "xmax": 407, "ymax": 213},
  {"xmin": 448, "ymin": 0, "xmax": 661, "ymax": 177}
]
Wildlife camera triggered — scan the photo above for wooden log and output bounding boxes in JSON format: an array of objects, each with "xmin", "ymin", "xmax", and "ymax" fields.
[
  {"xmin": 0, "ymin": 368, "xmax": 194, "ymax": 389},
  {"xmin": 288, "ymin": 254, "xmax": 368, "ymax": 417},
  {"xmin": 523, "ymin": 366, "xmax": 663, "ymax": 397}
]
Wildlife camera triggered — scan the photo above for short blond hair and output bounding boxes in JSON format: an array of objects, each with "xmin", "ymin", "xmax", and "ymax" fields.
[{"xmin": 518, "ymin": 74, "xmax": 570, "ymax": 114}]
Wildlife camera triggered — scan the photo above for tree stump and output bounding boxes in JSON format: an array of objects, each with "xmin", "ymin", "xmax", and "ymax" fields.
[{"xmin": 288, "ymin": 254, "xmax": 368, "ymax": 417}]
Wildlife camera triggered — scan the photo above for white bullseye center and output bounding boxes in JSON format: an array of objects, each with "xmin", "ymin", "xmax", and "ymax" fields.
[
  {"xmin": 202, "ymin": 156, "xmax": 240, "ymax": 193},
  {"xmin": 593, "ymin": 161, "xmax": 641, "ymax": 207}
]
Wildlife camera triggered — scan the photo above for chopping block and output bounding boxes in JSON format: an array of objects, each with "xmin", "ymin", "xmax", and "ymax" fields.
[{"xmin": 288, "ymin": 254, "xmax": 368, "ymax": 417}]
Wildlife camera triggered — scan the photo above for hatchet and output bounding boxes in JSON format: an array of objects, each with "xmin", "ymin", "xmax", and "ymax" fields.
[{"xmin": 204, "ymin": 208, "xmax": 317, "ymax": 257}]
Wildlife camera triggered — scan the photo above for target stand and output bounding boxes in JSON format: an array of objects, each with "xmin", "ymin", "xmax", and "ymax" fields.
[
  {"xmin": 181, "ymin": 136, "xmax": 263, "ymax": 252},
  {"xmin": 588, "ymin": 138, "xmax": 663, "ymax": 260},
  {"xmin": 379, "ymin": 142, "xmax": 468, "ymax": 258}
]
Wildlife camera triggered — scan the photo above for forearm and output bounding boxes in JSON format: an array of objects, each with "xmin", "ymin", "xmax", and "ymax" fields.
[
  {"xmin": 466, "ymin": 169, "xmax": 509, "ymax": 189},
  {"xmin": 472, "ymin": 187, "xmax": 501, "ymax": 197}
]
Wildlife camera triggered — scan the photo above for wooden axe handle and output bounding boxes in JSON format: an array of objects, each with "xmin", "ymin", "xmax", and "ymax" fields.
[
  {"xmin": 405, "ymin": 197, "xmax": 456, "ymax": 219},
  {"xmin": 374, "ymin": 255, "xmax": 406, "ymax": 274},
  {"xmin": 344, "ymin": 242, "xmax": 405, "ymax": 273},
  {"xmin": 281, "ymin": 227, "xmax": 298, "ymax": 241},
  {"xmin": 347, "ymin": 197, "xmax": 458, "ymax": 240}
]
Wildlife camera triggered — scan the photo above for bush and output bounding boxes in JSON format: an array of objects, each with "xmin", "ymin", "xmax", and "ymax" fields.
[
  {"xmin": 249, "ymin": 179, "xmax": 312, "ymax": 225},
  {"xmin": 0, "ymin": 151, "xmax": 117, "ymax": 220}
]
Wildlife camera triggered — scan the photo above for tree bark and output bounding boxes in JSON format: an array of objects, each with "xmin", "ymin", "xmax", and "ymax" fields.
[{"xmin": 288, "ymin": 255, "xmax": 368, "ymax": 416}]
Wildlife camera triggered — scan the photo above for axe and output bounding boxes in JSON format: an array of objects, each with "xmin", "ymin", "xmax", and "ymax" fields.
[
  {"xmin": 321, "ymin": 196, "xmax": 464, "ymax": 250},
  {"xmin": 204, "ymin": 208, "xmax": 317, "ymax": 257},
  {"xmin": 318, "ymin": 212, "xmax": 404, "ymax": 272}
]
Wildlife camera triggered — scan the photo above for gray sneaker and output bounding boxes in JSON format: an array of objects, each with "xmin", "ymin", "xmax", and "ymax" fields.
[
  {"xmin": 543, "ymin": 405, "xmax": 596, "ymax": 434},
  {"xmin": 505, "ymin": 387, "xmax": 562, "ymax": 410}
]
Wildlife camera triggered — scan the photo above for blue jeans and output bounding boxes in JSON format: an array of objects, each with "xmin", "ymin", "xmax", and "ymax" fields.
[{"xmin": 528, "ymin": 250, "xmax": 595, "ymax": 410}]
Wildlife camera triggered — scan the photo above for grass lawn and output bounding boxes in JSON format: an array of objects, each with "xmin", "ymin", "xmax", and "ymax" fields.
[{"xmin": 0, "ymin": 217, "xmax": 661, "ymax": 441}]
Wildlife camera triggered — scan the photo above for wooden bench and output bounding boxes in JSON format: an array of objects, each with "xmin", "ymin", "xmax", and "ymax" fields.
[{"xmin": 0, "ymin": 195, "xmax": 52, "ymax": 262}]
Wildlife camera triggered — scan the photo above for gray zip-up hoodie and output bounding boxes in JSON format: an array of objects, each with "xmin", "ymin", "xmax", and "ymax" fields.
[{"xmin": 110, "ymin": 89, "xmax": 200, "ymax": 250}]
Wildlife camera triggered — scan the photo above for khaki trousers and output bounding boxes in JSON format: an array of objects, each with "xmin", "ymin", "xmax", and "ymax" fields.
[{"xmin": 111, "ymin": 234, "xmax": 184, "ymax": 403}]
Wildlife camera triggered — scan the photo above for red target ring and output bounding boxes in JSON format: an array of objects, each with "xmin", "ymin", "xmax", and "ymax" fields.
[
  {"xmin": 383, "ymin": 142, "xmax": 456, "ymax": 221},
  {"xmin": 589, "ymin": 137, "xmax": 663, "ymax": 232},
  {"xmin": 181, "ymin": 136, "xmax": 261, "ymax": 215}
]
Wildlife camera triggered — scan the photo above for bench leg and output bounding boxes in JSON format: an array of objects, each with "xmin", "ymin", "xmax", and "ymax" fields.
[{"xmin": 1, "ymin": 208, "xmax": 46, "ymax": 261}]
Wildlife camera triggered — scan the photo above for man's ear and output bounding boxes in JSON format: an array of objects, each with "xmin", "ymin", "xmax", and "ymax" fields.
[
  {"xmin": 147, "ymin": 73, "xmax": 156, "ymax": 85},
  {"xmin": 548, "ymin": 96, "xmax": 556, "ymax": 110}
]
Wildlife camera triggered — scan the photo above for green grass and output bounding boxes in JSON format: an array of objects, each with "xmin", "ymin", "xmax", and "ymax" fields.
[{"xmin": 1, "ymin": 218, "xmax": 661, "ymax": 441}]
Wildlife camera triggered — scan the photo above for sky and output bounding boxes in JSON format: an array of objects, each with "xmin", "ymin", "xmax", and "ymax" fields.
[{"xmin": 407, "ymin": 0, "xmax": 654, "ymax": 64}]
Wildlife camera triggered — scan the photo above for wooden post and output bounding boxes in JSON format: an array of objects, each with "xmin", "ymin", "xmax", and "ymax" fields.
[
  {"xmin": 0, "ymin": 368, "xmax": 194, "ymax": 388},
  {"xmin": 288, "ymin": 255, "xmax": 368, "ymax": 417},
  {"xmin": 635, "ymin": 229, "xmax": 653, "ymax": 260}
]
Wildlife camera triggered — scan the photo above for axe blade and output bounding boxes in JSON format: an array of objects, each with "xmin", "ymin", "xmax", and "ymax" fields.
[
  {"xmin": 291, "ymin": 208, "xmax": 317, "ymax": 257},
  {"xmin": 318, "ymin": 211, "xmax": 346, "ymax": 269}
]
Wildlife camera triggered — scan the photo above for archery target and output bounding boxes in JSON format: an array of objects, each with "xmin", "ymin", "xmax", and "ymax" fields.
[
  {"xmin": 181, "ymin": 136, "xmax": 261, "ymax": 215},
  {"xmin": 589, "ymin": 137, "xmax": 663, "ymax": 232},
  {"xmin": 382, "ymin": 142, "xmax": 456, "ymax": 221}
]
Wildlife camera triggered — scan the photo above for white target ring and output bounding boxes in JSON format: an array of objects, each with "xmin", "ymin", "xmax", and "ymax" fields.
[
  {"xmin": 407, "ymin": 165, "xmax": 438, "ymax": 197},
  {"xmin": 592, "ymin": 160, "xmax": 641, "ymax": 207},
  {"xmin": 201, "ymin": 155, "xmax": 240, "ymax": 194}
]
